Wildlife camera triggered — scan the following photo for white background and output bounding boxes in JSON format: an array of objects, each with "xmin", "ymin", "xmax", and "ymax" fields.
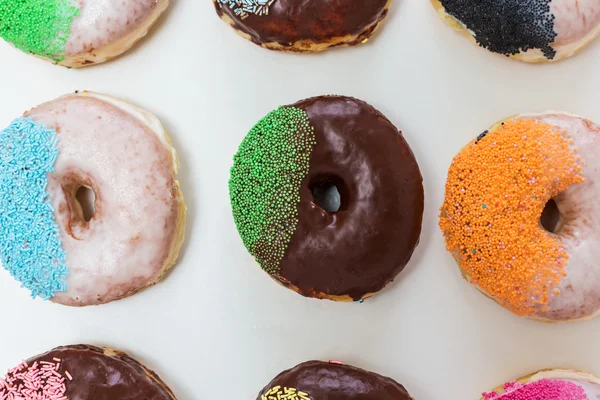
[{"xmin": 1, "ymin": 1, "xmax": 600, "ymax": 399}]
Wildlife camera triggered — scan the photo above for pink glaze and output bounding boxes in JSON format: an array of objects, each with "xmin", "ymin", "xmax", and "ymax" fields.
[
  {"xmin": 483, "ymin": 379, "xmax": 587, "ymax": 400},
  {"xmin": 0, "ymin": 360, "xmax": 69, "ymax": 399},
  {"xmin": 518, "ymin": 113, "xmax": 600, "ymax": 321},
  {"xmin": 551, "ymin": 0, "xmax": 600, "ymax": 46},
  {"xmin": 65, "ymin": 0, "xmax": 162, "ymax": 56},
  {"xmin": 25, "ymin": 93, "xmax": 180, "ymax": 306}
]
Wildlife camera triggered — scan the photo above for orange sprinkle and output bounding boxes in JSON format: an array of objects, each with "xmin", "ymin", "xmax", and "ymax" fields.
[{"xmin": 439, "ymin": 119, "xmax": 584, "ymax": 315}]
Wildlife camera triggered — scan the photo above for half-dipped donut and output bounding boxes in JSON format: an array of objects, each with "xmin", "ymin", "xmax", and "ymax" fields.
[
  {"xmin": 483, "ymin": 369, "xmax": 600, "ymax": 399},
  {"xmin": 0, "ymin": 91, "xmax": 186, "ymax": 306},
  {"xmin": 229, "ymin": 95, "xmax": 423, "ymax": 301},
  {"xmin": 258, "ymin": 361, "xmax": 413, "ymax": 400},
  {"xmin": 0, "ymin": 344, "xmax": 177, "ymax": 399},
  {"xmin": 213, "ymin": 0, "xmax": 390, "ymax": 52},
  {"xmin": 431, "ymin": 0, "xmax": 600, "ymax": 62},
  {"xmin": 439, "ymin": 112, "xmax": 600, "ymax": 322},
  {"xmin": 0, "ymin": 0, "xmax": 169, "ymax": 67}
]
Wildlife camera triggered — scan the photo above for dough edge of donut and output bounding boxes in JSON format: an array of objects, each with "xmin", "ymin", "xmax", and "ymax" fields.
[
  {"xmin": 270, "ymin": 275, "xmax": 379, "ymax": 302},
  {"xmin": 213, "ymin": 0, "xmax": 391, "ymax": 53},
  {"xmin": 46, "ymin": 0, "xmax": 169, "ymax": 68},
  {"xmin": 32, "ymin": 91, "xmax": 187, "ymax": 306},
  {"xmin": 430, "ymin": 0, "xmax": 600, "ymax": 62},
  {"xmin": 441, "ymin": 111, "xmax": 600, "ymax": 323},
  {"xmin": 481, "ymin": 368, "xmax": 600, "ymax": 399}
]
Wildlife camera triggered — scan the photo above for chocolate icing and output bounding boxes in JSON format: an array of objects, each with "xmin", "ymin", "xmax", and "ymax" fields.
[
  {"xmin": 257, "ymin": 361, "xmax": 412, "ymax": 400},
  {"xmin": 27, "ymin": 344, "xmax": 175, "ymax": 400},
  {"xmin": 276, "ymin": 96, "xmax": 424, "ymax": 300},
  {"xmin": 214, "ymin": 0, "xmax": 389, "ymax": 49}
]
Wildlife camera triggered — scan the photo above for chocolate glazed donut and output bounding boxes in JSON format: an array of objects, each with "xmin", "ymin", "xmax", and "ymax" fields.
[
  {"xmin": 257, "ymin": 361, "xmax": 413, "ymax": 400},
  {"xmin": 213, "ymin": 0, "xmax": 390, "ymax": 52},
  {"xmin": 229, "ymin": 96, "xmax": 424, "ymax": 301},
  {"xmin": 25, "ymin": 345, "xmax": 176, "ymax": 399},
  {"xmin": 281, "ymin": 96, "xmax": 423, "ymax": 299}
]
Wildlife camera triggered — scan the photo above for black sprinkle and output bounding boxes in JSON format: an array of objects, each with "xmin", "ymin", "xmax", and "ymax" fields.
[
  {"xmin": 440, "ymin": 0, "xmax": 557, "ymax": 59},
  {"xmin": 476, "ymin": 130, "xmax": 489, "ymax": 143},
  {"xmin": 74, "ymin": 90, "xmax": 79, "ymax": 93}
]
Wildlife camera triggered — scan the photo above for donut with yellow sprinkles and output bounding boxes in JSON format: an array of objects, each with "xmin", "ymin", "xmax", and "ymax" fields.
[{"xmin": 440, "ymin": 112, "xmax": 600, "ymax": 322}]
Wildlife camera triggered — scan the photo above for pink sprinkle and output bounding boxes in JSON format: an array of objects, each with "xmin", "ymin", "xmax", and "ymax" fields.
[
  {"xmin": 483, "ymin": 379, "xmax": 587, "ymax": 400},
  {"xmin": 64, "ymin": 371, "xmax": 72, "ymax": 381},
  {"xmin": 328, "ymin": 360, "xmax": 344, "ymax": 365},
  {"xmin": 0, "ymin": 359, "xmax": 72, "ymax": 399}
]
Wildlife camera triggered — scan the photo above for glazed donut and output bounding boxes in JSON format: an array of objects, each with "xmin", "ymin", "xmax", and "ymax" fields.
[
  {"xmin": 0, "ymin": 91, "xmax": 186, "ymax": 306},
  {"xmin": 431, "ymin": 0, "xmax": 600, "ymax": 62},
  {"xmin": 0, "ymin": 344, "xmax": 177, "ymax": 398},
  {"xmin": 213, "ymin": 0, "xmax": 390, "ymax": 52},
  {"xmin": 439, "ymin": 112, "xmax": 600, "ymax": 322},
  {"xmin": 483, "ymin": 369, "xmax": 600, "ymax": 399},
  {"xmin": 229, "ymin": 95, "xmax": 423, "ymax": 301},
  {"xmin": 258, "ymin": 361, "xmax": 413, "ymax": 400},
  {"xmin": 0, "ymin": 0, "xmax": 168, "ymax": 67}
]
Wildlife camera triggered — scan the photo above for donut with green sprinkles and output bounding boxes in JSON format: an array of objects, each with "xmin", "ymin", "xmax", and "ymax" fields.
[
  {"xmin": 229, "ymin": 96, "xmax": 424, "ymax": 301},
  {"xmin": 0, "ymin": 0, "xmax": 169, "ymax": 67}
]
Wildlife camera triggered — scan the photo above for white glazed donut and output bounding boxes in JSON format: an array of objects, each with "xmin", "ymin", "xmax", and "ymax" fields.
[
  {"xmin": 483, "ymin": 369, "xmax": 600, "ymax": 400},
  {"xmin": 439, "ymin": 112, "xmax": 600, "ymax": 322},
  {"xmin": 0, "ymin": 0, "xmax": 169, "ymax": 67},
  {"xmin": 431, "ymin": 0, "xmax": 600, "ymax": 62},
  {"xmin": 0, "ymin": 91, "xmax": 186, "ymax": 306}
]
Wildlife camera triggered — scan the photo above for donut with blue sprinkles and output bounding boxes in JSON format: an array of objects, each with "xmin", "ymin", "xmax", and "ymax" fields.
[
  {"xmin": 0, "ymin": 92, "xmax": 186, "ymax": 306},
  {"xmin": 431, "ymin": 0, "xmax": 600, "ymax": 62}
]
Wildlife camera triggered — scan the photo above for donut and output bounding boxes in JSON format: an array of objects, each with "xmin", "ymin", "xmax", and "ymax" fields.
[
  {"xmin": 439, "ymin": 112, "xmax": 600, "ymax": 322},
  {"xmin": 0, "ymin": 91, "xmax": 186, "ymax": 306},
  {"xmin": 229, "ymin": 95, "xmax": 424, "ymax": 301},
  {"xmin": 431, "ymin": 0, "xmax": 600, "ymax": 62},
  {"xmin": 213, "ymin": 0, "xmax": 390, "ymax": 52},
  {"xmin": 0, "ymin": 0, "xmax": 169, "ymax": 67},
  {"xmin": 0, "ymin": 344, "xmax": 177, "ymax": 398},
  {"xmin": 483, "ymin": 369, "xmax": 600, "ymax": 399},
  {"xmin": 257, "ymin": 360, "xmax": 413, "ymax": 400}
]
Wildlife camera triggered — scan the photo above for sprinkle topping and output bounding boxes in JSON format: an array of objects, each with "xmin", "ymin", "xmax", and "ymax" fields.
[
  {"xmin": 439, "ymin": 119, "xmax": 583, "ymax": 315},
  {"xmin": 0, "ymin": 117, "xmax": 68, "ymax": 299},
  {"xmin": 217, "ymin": 0, "xmax": 276, "ymax": 18},
  {"xmin": 0, "ymin": 0, "xmax": 79, "ymax": 61},
  {"xmin": 262, "ymin": 386, "xmax": 312, "ymax": 400},
  {"xmin": 229, "ymin": 107, "xmax": 316, "ymax": 275},
  {"xmin": 0, "ymin": 360, "xmax": 71, "ymax": 399},
  {"xmin": 483, "ymin": 379, "xmax": 587, "ymax": 400},
  {"xmin": 440, "ymin": 0, "xmax": 557, "ymax": 59}
]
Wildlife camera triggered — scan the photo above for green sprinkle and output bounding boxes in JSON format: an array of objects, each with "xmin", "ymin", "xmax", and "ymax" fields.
[
  {"xmin": 229, "ymin": 107, "xmax": 316, "ymax": 275},
  {"xmin": 0, "ymin": 0, "xmax": 79, "ymax": 61}
]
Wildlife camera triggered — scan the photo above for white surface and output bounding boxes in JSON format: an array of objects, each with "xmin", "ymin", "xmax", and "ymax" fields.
[{"xmin": 1, "ymin": 1, "xmax": 600, "ymax": 399}]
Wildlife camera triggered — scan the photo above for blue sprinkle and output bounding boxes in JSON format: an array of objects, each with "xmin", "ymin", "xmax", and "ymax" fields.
[
  {"xmin": 0, "ymin": 117, "xmax": 68, "ymax": 299},
  {"xmin": 482, "ymin": 204, "xmax": 487, "ymax": 209},
  {"xmin": 472, "ymin": 249, "xmax": 477, "ymax": 254}
]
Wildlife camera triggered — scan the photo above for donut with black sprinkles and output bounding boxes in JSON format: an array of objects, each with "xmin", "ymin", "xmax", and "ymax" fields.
[{"xmin": 439, "ymin": 0, "xmax": 557, "ymax": 59}]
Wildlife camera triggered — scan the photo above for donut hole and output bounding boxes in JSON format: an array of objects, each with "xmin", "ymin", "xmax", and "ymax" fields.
[
  {"xmin": 311, "ymin": 177, "xmax": 349, "ymax": 213},
  {"xmin": 75, "ymin": 186, "xmax": 96, "ymax": 222},
  {"xmin": 541, "ymin": 198, "xmax": 561, "ymax": 233}
]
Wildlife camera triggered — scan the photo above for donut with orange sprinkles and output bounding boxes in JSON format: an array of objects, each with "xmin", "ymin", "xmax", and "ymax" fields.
[
  {"xmin": 439, "ymin": 112, "xmax": 600, "ymax": 322},
  {"xmin": 0, "ymin": 344, "xmax": 177, "ymax": 399}
]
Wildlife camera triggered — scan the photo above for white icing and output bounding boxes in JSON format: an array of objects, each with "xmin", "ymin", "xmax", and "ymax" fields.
[
  {"xmin": 515, "ymin": 112, "xmax": 600, "ymax": 321},
  {"xmin": 25, "ymin": 93, "xmax": 181, "ymax": 306},
  {"xmin": 80, "ymin": 92, "xmax": 178, "ymax": 171},
  {"xmin": 65, "ymin": 0, "xmax": 161, "ymax": 56},
  {"xmin": 528, "ymin": 370, "xmax": 600, "ymax": 399}
]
